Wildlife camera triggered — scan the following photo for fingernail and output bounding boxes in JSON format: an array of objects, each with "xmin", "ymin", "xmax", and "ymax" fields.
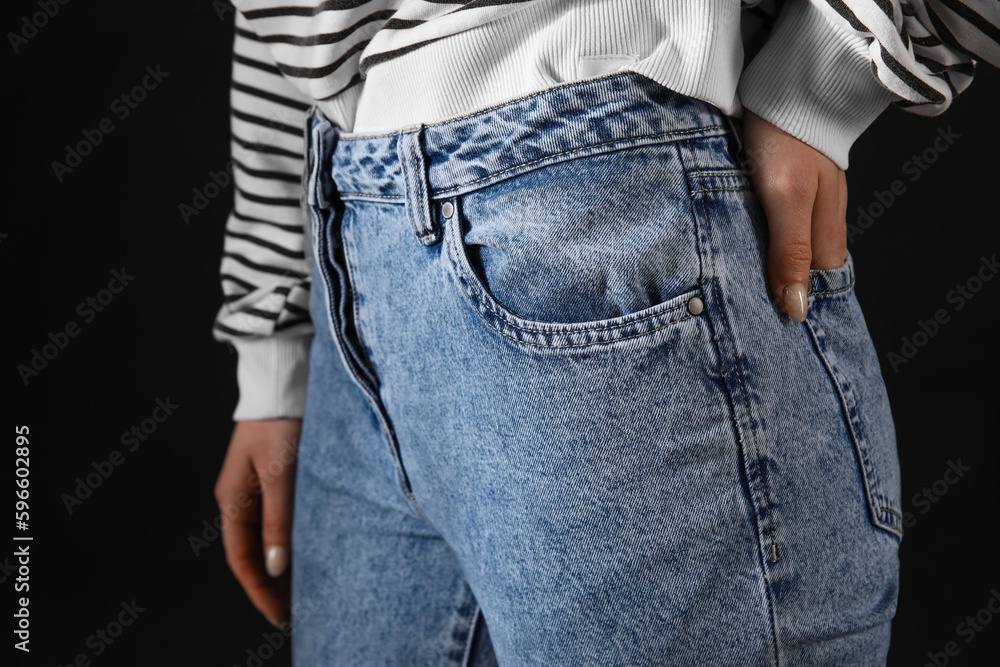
[
  {"xmin": 783, "ymin": 283, "xmax": 808, "ymax": 322},
  {"xmin": 265, "ymin": 545, "xmax": 288, "ymax": 578}
]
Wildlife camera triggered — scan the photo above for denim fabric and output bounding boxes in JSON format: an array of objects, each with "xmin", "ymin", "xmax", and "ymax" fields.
[{"xmin": 293, "ymin": 71, "xmax": 902, "ymax": 666}]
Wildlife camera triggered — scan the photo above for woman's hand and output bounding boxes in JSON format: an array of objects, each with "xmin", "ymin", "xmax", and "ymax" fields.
[
  {"xmin": 214, "ymin": 418, "xmax": 302, "ymax": 627},
  {"xmin": 742, "ymin": 110, "xmax": 849, "ymax": 322}
]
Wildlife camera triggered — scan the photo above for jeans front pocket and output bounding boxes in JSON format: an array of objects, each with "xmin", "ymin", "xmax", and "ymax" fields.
[
  {"xmin": 441, "ymin": 142, "xmax": 707, "ymax": 350},
  {"xmin": 806, "ymin": 253, "xmax": 903, "ymax": 539}
]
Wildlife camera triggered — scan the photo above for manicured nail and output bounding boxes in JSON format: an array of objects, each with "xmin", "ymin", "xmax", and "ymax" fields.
[
  {"xmin": 265, "ymin": 545, "xmax": 288, "ymax": 578},
  {"xmin": 783, "ymin": 283, "xmax": 808, "ymax": 322}
]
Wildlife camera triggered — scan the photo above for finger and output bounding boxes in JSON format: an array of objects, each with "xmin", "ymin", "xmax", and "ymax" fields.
[
  {"xmin": 810, "ymin": 167, "xmax": 848, "ymax": 270},
  {"xmin": 218, "ymin": 456, "xmax": 287, "ymax": 627},
  {"xmin": 221, "ymin": 506, "xmax": 288, "ymax": 627},
  {"xmin": 758, "ymin": 169, "xmax": 817, "ymax": 322},
  {"xmin": 258, "ymin": 448, "xmax": 295, "ymax": 580}
]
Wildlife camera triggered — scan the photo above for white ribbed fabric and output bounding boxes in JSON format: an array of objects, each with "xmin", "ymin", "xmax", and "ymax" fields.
[
  {"xmin": 354, "ymin": 0, "xmax": 748, "ymax": 131},
  {"xmin": 738, "ymin": 0, "xmax": 896, "ymax": 168},
  {"xmin": 233, "ymin": 337, "xmax": 311, "ymax": 421}
]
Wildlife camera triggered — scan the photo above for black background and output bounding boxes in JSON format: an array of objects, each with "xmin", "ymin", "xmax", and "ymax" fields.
[{"xmin": 5, "ymin": 1, "xmax": 999, "ymax": 665}]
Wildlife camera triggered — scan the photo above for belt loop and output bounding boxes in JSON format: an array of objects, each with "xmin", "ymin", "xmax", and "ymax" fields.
[
  {"xmin": 397, "ymin": 124, "xmax": 440, "ymax": 246},
  {"xmin": 306, "ymin": 109, "xmax": 337, "ymax": 210}
]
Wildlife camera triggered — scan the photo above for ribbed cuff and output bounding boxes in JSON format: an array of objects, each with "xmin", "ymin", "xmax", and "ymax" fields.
[
  {"xmin": 231, "ymin": 337, "xmax": 311, "ymax": 421},
  {"xmin": 737, "ymin": 0, "xmax": 896, "ymax": 169}
]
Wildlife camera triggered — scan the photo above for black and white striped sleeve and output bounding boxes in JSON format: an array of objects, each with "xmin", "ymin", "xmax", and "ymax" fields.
[
  {"xmin": 814, "ymin": 0, "xmax": 1000, "ymax": 115},
  {"xmin": 738, "ymin": 0, "xmax": 901, "ymax": 169},
  {"xmin": 738, "ymin": 0, "xmax": 998, "ymax": 169},
  {"xmin": 212, "ymin": 10, "xmax": 315, "ymax": 421}
]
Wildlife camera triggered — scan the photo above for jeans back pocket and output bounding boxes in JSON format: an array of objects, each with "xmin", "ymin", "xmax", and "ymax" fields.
[{"xmin": 806, "ymin": 255, "xmax": 904, "ymax": 539}]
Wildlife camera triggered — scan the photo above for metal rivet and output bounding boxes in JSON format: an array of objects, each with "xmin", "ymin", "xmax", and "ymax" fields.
[
  {"xmin": 687, "ymin": 297, "xmax": 704, "ymax": 316},
  {"xmin": 441, "ymin": 201, "xmax": 454, "ymax": 219}
]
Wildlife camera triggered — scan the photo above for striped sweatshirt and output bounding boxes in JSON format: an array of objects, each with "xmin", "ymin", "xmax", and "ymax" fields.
[{"xmin": 215, "ymin": 0, "xmax": 1000, "ymax": 421}]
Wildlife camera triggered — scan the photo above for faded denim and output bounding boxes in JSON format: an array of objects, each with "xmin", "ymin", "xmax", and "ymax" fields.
[{"xmin": 292, "ymin": 71, "xmax": 902, "ymax": 666}]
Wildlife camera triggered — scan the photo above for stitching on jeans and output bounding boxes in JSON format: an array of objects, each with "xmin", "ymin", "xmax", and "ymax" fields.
[
  {"xmin": 444, "ymin": 219, "xmax": 696, "ymax": 340},
  {"xmin": 447, "ymin": 215, "xmax": 687, "ymax": 333},
  {"xmin": 434, "ymin": 126, "xmax": 726, "ymax": 196},
  {"xmin": 814, "ymin": 318, "xmax": 897, "ymax": 533},
  {"xmin": 686, "ymin": 169, "xmax": 747, "ymax": 178},
  {"xmin": 690, "ymin": 186, "xmax": 749, "ymax": 194},
  {"xmin": 682, "ymin": 160, "xmax": 782, "ymax": 667},
  {"xmin": 313, "ymin": 206, "xmax": 428, "ymax": 520},
  {"xmin": 804, "ymin": 318, "xmax": 901, "ymax": 539},
  {"xmin": 399, "ymin": 133, "xmax": 425, "ymax": 242},
  {"xmin": 337, "ymin": 191, "xmax": 403, "ymax": 199},
  {"xmin": 338, "ymin": 132, "xmax": 727, "ymax": 200},
  {"xmin": 808, "ymin": 318, "xmax": 883, "ymax": 495},
  {"xmin": 338, "ymin": 127, "xmax": 728, "ymax": 200},
  {"xmin": 809, "ymin": 278, "xmax": 856, "ymax": 296},
  {"xmin": 692, "ymin": 192, "xmax": 780, "ymax": 562},
  {"xmin": 706, "ymin": 232, "xmax": 781, "ymax": 554},
  {"xmin": 468, "ymin": 296, "xmax": 699, "ymax": 349},
  {"xmin": 410, "ymin": 134, "xmax": 431, "ymax": 238}
]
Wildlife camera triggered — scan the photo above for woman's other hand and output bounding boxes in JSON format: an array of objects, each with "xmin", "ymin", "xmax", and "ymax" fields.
[{"xmin": 214, "ymin": 418, "xmax": 302, "ymax": 627}]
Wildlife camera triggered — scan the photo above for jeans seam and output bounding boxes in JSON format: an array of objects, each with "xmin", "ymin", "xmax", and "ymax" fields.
[
  {"xmin": 680, "ymin": 155, "xmax": 782, "ymax": 667},
  {"xmin": 338, "ymin": 191, "xmax": 404, "ymax": 200},
  {"xmin": 689, "ymin": 186, "xmax": 750, "ymax": 194}
]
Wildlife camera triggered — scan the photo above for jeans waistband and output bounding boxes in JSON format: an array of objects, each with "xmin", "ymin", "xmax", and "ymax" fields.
[{"xmin": 305, "ymin": 71, "xmax": 738, "ymax": 245}]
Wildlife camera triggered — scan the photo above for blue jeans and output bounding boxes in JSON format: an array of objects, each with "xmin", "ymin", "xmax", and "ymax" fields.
[{"xmin": 293, "ymin": 72, "xmax": 902, "ymax": 666}]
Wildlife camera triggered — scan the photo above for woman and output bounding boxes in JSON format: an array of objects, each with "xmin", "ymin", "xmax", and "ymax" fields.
[{"xmin": 212, "ymin": 1, "xmax": 998, "ymax": 664}]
